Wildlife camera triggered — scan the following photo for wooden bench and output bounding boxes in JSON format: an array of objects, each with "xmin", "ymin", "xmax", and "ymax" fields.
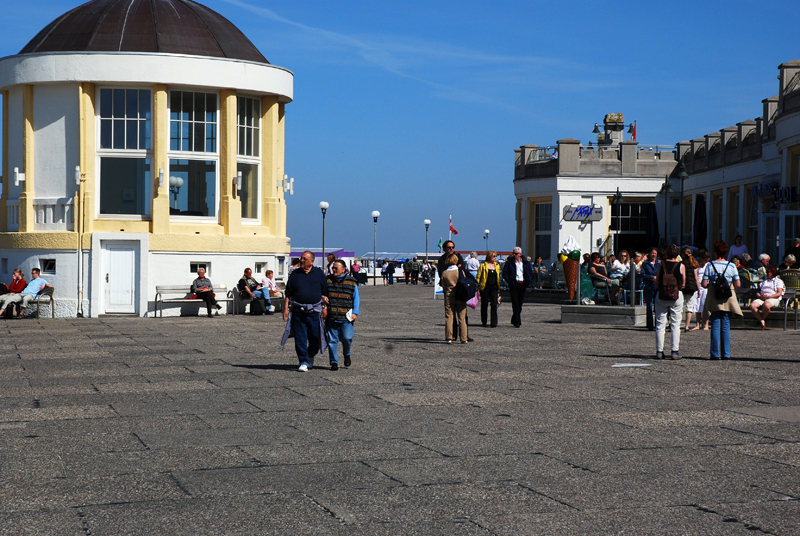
[{"xmin": 154, "ymin": 285, "xmax": 233, "ymax": 318}]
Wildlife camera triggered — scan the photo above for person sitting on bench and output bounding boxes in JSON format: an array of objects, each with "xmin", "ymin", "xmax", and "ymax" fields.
[
  {"xmin": 0, "ymin": 268, "xmax": 51, "ymax": 318},
  {"xmin": 191, "ymin": 267, "xmax": 222, "ymax": 318}
]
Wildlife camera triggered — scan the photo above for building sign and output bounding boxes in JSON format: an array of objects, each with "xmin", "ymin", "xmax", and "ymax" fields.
[
  {"xmin": 775, "ymin": 186, "xmax": 797, "ymax": 204},
  {"xmin": 751, "ymin": 182, "xmax": 778, "ymax": 197},
  {"xmin": 563, "ymin": 205, "xmax": 602, "ymax": 221}
]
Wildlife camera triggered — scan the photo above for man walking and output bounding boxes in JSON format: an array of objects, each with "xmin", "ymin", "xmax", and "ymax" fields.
[
  {"xmin": 501, "ymin": 247, "xmax": 533, "ymax": 328},
  {"xmin": 437, "ymin": 241, "xmax": 466, "ymax": 337},
  {"xmin": 409, "ymin": 256, "xmax": 421, "ymax": 285},
  {"xmin": 325, "ymin": 259, "xmax": 359, "ymax": 370},
  {"xmin": 281, "ymin": 251, "xmax": 328, "ymax": 372}
]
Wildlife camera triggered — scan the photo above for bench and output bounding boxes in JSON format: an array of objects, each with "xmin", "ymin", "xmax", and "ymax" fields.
[
  {"xmin": 154, "ymin": 285, "xmax": 233, "ymax": 318},
  {"xmin": 232, "ymin": 289, "xmax": 284, "ymax": 315}
]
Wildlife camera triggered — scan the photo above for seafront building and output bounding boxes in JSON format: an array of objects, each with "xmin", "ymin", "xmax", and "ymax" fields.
[
  {"xmin": 0, "ymin": 0, "xmax": 293, "ymax": 317},
  {"xmin": 515, "ymin": 61, "xmax": 800, "ymax": 265}
]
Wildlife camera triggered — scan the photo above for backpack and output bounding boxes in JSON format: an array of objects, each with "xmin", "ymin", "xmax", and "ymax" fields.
[
  {"xmin": 658, "ymin": 262, "xmax": 680, "ymax": 301},
  {"xmin": 710, "ymin": 261, "xmax": 733, "ymax": 300}
]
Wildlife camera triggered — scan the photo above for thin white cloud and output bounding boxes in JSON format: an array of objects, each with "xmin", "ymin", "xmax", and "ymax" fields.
[{"xmin": 217, "ymin": 0, "xmax": 567, "ymax": 113}]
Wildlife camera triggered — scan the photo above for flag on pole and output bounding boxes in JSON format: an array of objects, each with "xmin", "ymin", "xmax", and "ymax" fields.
[
  {"xmin": 449, "ymin": 216, "xmax": 458, "ymax": 235},
  {"xmin": 632, "ymin": 120, "xmax": 637, "ymax": 141},
  {"xmin": 437, "ymin": 238, "xmax": 443, "ymax": 252}
]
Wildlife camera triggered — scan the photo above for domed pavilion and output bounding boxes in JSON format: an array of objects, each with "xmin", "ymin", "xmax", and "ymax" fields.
[{"xmin": 0, "ymin": 0, "xmax": 293, "ymax": 317}]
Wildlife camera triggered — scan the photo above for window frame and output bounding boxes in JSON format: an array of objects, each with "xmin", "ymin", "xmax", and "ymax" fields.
[
  {"xmin": 167, "ymin": 88, "xmax": 221, "ymax": 223},
  {"xmin": 95, "ymin": 86, "xmax": 154, "ymax": 220},
  {"xmin": 533, "ymin": 202, "xmax": 552, "ymax": 261},
  {"xmin": 237, "ymin": 95, "xmax": 261, "ymax": 223}
]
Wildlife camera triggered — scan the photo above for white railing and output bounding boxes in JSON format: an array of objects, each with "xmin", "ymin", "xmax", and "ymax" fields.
[
  {"xmin": 6, "ymin": 200, "xmax": 19, "ymax": 231},
  {"xmin": 34, "ymin": 198, "xmax": 74, "ymax": 231}
]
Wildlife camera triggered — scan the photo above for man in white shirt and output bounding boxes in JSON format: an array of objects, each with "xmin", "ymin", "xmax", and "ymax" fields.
[{"xmin": 0, "ymin": 268, "xmax": 52, "ymax": 318}]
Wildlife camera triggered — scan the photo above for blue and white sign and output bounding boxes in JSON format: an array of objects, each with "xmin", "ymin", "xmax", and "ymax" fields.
[{"xmin": 563, "ymin": 205, "xmax": 602, "ymax": 222}]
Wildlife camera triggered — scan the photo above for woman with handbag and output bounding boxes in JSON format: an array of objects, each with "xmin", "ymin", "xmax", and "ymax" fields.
[
  {"xmin": 440, "ymin": 253, "xmax": 472, "ymax": 344},
  {"xmin": 701, "ymin": 240, "xmax": 742, "ymax": 360},
  {"xmin": 477, "ymin": 250, "xmax": 501, "ymax": 328}
]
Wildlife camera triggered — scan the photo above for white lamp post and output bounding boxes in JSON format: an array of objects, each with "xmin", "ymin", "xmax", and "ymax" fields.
[
  {"xmin": 169, "ymin": 175, "xmax": 184, "ymax": 209},
  {"xmin": 484, "ymin": 229, "xmax": 490, "ymax": 253},
  {"xmin": 319, "ymin": 201, "xmax": 329, "ymax": 264},
  {"xmin": 372, "ymin": 211, "xmax": 380, "ymax": 286},
  {"xmin": 424, "ymin": 219, "xmax": 431, "ymax": 262}
]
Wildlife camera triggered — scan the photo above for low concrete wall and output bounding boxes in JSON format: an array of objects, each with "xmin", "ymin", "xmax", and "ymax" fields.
[{"xmin": 561, "ymin": 305, "xmax": 646, "ymax": 326}]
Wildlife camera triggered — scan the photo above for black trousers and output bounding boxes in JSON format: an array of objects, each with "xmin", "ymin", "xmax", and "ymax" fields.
[
  {"xmin": 509, "ymin": 282, "xmax": 526, "ymax": 327},
  {"xmin": 480, "ymin": 287, "xmax": 498, "ymax": 327},
  {"xmin": 195, "ymin": 290, "xmax": 218, "ymax": 315},
  {"xmin": 411, "ymin": 271, "xmax": 419, "ymax": 284}
]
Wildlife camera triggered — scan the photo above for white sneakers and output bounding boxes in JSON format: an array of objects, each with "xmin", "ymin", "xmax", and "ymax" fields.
[
  {"xmin": 298, "ymin": 364, "xmax": 309, "ymax": 372},
  {"xmin": 267, "ymin": 305, "xmax": 276, "ymax": 313}
]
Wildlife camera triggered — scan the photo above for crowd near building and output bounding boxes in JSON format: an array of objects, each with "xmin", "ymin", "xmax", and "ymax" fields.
[
  {"xmin": 515, "ymin": 61, "xmax": 800, "ymax": 266},
  {"xmin": 0, "ymin": 0, "xmax": 293, "ymax": 317}
]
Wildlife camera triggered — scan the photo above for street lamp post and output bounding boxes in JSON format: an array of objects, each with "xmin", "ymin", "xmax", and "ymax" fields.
[
  {"xmin": 424, "ymin": 219, "xmax": 431, "ymax": 262},
  {"xmin": 484, "ymin": 229, "xmax": 490, "ymax": 253},
  {"xmin": 372, "ymin": 211, "xmax": 380, "ymax": 286},
  {"xmin": 676, "ymin": 163, "xmax": 688, "ymax": 245},
  {"xmin": 319, "ymin": 201, "xmax": 329, "ymax": 265},
  {"xmin": 660, "ymin": 177, "xmax": 672, "ymax": 245},
  {"xmin": 610, "ymin": 187, "xmax": 623, "ymax": 256}
]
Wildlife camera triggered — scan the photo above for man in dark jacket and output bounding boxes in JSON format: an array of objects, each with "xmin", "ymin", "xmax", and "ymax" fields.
[
  {"xmin": 282, "ymin": 251, "xmax": 328, "ymax": 372},
  {"xmin": 641, "ymin": 247, "xmax": 660, "ymax": 331},
  {"xmin": 437, "ymin": 241, "xmax": 464, "ymax": 278},
  {"xmin": 501, "ymin": 247, "xmax": 534, "ymax": 328}
]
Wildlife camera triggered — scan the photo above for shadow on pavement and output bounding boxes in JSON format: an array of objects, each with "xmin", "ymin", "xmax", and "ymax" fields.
[{"xmin": 231, "ymin": 364, "xmax": 298, "ymax": 371}]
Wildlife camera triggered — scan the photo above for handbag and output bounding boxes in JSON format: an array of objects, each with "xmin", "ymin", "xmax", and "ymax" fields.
[
  {"xmin": 466, "ymin": 291, "xmax": 479, "ymax": 309},
  {"xmin": 456, "ymin": 268, "xmax": 477, "ymax": 302}
]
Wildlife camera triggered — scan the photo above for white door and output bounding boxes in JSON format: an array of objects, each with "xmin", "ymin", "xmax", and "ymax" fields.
[{"xmin": 102, "ymin": 242, "xmax": 137, "ymax": 314}]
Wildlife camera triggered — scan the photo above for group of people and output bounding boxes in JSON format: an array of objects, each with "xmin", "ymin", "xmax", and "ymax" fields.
[
  {"xmin": 189, "ymin": 267, "xmax": 283, "ymax": 317},
  {"xmin": 641, "ymin": 237, "xmax": 786, "ymax": 361},
  {"xmin": 0, "ymin": 268, "xmax": 52, "ymax": 318},
  {"xmin": 436, "ymin": 241, "xmax": 534, "ymax": 344},
  {"xmin": 377, "ymin": 258, "xmax": 434, "ymax": 285}
]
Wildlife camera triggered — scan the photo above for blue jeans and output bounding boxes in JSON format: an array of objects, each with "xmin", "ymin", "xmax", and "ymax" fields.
[
  {"xmin": 709, "ymin": 311, "xmax": 731, "ymax": 358},
  {"xmin": 253, "ymin": 290, "xmax": 271, "ymax": 305},
  {"xmin": 292, "ymin": 311, "xmax": 320, "ymax": 367},
  {"xmin": 326, "ymin": 320, "xmax": 354, "ymax": 365},
  {"xmin": 643, "ymin": 284, "xmax": 656, "ymax": 329}
]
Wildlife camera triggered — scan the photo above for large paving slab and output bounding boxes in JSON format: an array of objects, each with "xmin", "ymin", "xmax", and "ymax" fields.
[{"xmin": 1, "ymin": 283, "xmax": 799, "ymax": 535}]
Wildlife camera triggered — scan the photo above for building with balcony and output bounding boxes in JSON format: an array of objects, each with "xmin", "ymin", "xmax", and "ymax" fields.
[
  {"xmin": 515, "ymin": 61, "xmax": 800, "ymax": 265},
  {"xmin": 514, "ymin": 114, "xmax": 677, "ymax": 262},
  {"xmin": 0, "ymin": 0, "xmax": 293, "ymax": 316}
]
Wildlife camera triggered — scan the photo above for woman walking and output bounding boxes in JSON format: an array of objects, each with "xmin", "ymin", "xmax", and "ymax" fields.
[
  {"xmin": 477, "ymin": 250, "xmax": 501, "ymax": 328},
  {"xmin": 654, "ymin": 244, "xmax": 685, "ymax": 360},
  {"xmin": 702, "ymin": 240, "xmax": 742, "ymax": 360}
]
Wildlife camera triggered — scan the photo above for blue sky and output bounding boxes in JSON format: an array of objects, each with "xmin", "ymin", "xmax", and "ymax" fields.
[{"xmin": 1, "ymin": 1, "xmax": 798, "ymax": 255}]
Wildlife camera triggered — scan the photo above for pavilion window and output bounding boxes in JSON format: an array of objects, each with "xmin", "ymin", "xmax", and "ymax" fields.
[
  {"xmin": 98, "ymin": 88, "xmax": 152, "ymax": 216},
  {"xmin": 168, "ymin": 91, "xmax": 219, "ymax": 219},
  {"xmin": 237, "ymin": 96, "xmax": 261, "ymax": 220}
]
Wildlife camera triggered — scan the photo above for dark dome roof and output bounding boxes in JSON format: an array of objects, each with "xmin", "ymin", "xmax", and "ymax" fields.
[{"xmin": 20, "ymin": 0, "xmax": 269, "ymax": 64}]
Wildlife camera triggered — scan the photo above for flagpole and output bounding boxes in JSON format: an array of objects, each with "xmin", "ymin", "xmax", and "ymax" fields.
[{"xmin": 449, "ymin": 214, "xmax": 452, "ymax": 241}]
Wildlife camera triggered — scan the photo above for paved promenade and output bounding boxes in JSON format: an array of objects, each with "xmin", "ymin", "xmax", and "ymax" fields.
[{"xmin": 1, "ymin": 284, "xmax": 799, "ymax": 535}]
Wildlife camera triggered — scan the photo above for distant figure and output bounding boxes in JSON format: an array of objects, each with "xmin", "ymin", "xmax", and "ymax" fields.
[
  {"xmin": 261, "ymin": 270, "xmax": 283, "ymax": 300},
  {"xmin": 440, "ymin": 253, "xmax": 471, "ymax": 344},
  {"xmin": 653, "ymin": 244, "xmax": 685, "ymax": 360},
  {"xmin": 409, "ymin": 256, "xmax": 421, "ymax": 285},
  {"xmin": 702, "ymin": 240, "xmax": 742, "ymax": 360},
  {"xmin": 779, "ymin": 254, "xmax": 797, "ymax": 271},
  {"xmin": 477, "ymin": 250, "xmax": 501, "ymax": 328},
  {"xmin": 501, "ymin": 247, "xmax": 534, "ymax": 328},
  {"xmin": 641, "ymin": 248, "xmax": 660, "ymax": 331},
  {"xmin": 727, "ymin": 234, "xmax": 748, "ymax": 261},
  {"xmin": 289, "ymin": 257, "xmax": 301, "ymax": 275},
  {"xmin": 783, "ymin": 238, "xmax": 800, "ymax": 266},
  {"xmin": 466, "ymin": 252, "xmax": 480, "ymax": 279},
  {"xmin": 325, "ymin": 253, "xmax": 336, "ymax": 275}
]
